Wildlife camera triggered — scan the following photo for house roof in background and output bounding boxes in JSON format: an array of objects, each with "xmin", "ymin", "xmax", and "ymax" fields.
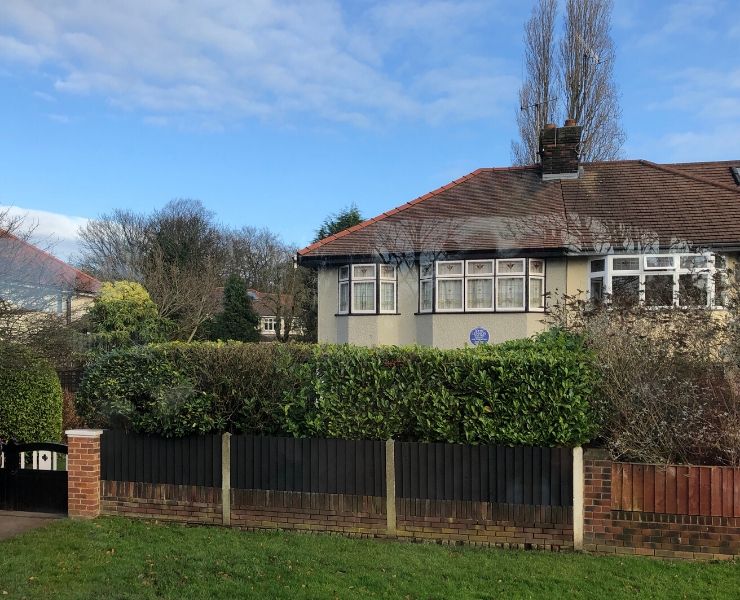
[
  {"xmin": 0, "ymin": 231, "xmax": 100, "ymax": 294},
  {"xmin": 298, "ymin": 159, "xmax": 740, "ymax": 261}
]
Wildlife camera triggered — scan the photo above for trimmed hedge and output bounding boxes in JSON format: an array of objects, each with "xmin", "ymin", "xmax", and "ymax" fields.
[
  {"xmin": 77, "ymin": 336, "xmax": 598, "ymax": 446},
  {"xmin": 0, "ymin": 344, "xmax": 63, "ymax": 443}
]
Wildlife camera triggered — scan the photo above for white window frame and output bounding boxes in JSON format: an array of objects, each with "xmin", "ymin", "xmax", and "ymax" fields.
[
  {"xmin": 419, "ymin": 261, "xmax": 434, "ymax": 313},
  {"xmin": 338, "ymin": 266, "xmax": 350, "ymax": 314},
  {"xmin": 495, "ymin": 276, "xmax": 526, "ymax": 311},
  {"xmin": 351, "ymin": 263, "xmax": 377, "ymax": 314},
  {"xmin": 587, "ymin": 253, "xmax": 722, "ymax": 308},
  {"xmin": 262, "ymin": 317, "xmax": 276, "ymax": 332},
  {"xmin": 379, "ymin": 265, "xmax": 397, "ymax": 314},
  {"xmin": 465, "ymin": 259, "xmax": 494, "ymax": 311},
  {"xmin": 528, "ymin": 259, "xmax": 546, "ymax": 311}
]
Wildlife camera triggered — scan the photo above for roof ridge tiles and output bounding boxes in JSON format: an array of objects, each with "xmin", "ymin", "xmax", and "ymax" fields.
[
  {"xmin": 638, "ymin": 160, "xmax": 740, "ymax": 195},
  {"xmin": 297, "ymin": 167, "xmax": 490, "ymax": 256}
]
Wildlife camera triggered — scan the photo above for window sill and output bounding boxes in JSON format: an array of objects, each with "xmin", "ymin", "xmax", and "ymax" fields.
[
  {"xmin": 414, "ymin": 310, "xmax": 547, "ymax": 315},
  {"xmin": 334, "ymin": 312, "xmax": 402, "ymax": 317}
]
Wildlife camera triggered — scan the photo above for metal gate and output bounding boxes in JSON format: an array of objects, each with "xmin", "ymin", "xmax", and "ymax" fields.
[{"xmin": 0, "ymin": 441, "xmax": 68, "ymax": 514}]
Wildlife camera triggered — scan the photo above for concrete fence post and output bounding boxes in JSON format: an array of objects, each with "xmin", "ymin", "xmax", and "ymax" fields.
[
  {"xmin": 572, "ymin": 446, "xmax": 584, "ymax": 550},
  {"xmin": 385, "ymin": 439, "xmax": 397, "ymax": 535},
  {"xmin": 65, "ymin": 429, "xmax": 104, "ymax": 519},
  {"xmin": 222, "ymin": 432, "xmax": 231, "ymax": 526}
]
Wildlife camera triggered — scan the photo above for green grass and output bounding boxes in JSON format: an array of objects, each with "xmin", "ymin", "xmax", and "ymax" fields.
[{"xmin": 0, "ymin": 517, "xmax": 737, "ymax": 599}]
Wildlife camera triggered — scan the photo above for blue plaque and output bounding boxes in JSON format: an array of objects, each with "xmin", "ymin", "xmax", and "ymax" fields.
[{"xmin": 469, "ymin": 327, "xmax": 490, "ymax": 345}]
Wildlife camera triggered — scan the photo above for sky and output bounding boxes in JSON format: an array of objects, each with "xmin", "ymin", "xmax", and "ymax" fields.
[{"xmin": 1, "ymin": 0, "xmax": 739, "ymax": 261}]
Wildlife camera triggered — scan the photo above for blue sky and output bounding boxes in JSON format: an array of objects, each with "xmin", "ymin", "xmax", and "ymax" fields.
[{"xmin": 1, "ymin": 0, "xmax": 739, "ymax": 260}]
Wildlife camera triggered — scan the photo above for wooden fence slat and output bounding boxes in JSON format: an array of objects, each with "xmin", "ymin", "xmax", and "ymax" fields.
[
  {"xmin": 665, "ymin": 466, "xmax": 677, "ymax": 514},
  {"xmin": 699, "ymin": 467, "xmax": 711, "ymax": 516},
  {"xmin": 633, "ymin": 464, "xmax": 644, "ymax": 512},
  {"xmin": 621, "ymin": 464, "xmax": 633, "ymax": 511},
  {"xmin": 734, "ymin": 468, "xmax": 740, "ymax": 518},
  {"xmin": 654, "ymin": 467, "xmax": 665, "ymax": 513},
  {"xmin": 722, "ymin": 468, "xmax": 733, "ymax": 518},
  {"xmin": 710, "ymin": 467, "xmax": 722, "ymax": 517},
  {"xmin": 676, "ymin": 467, "xmax": 688, "ymax": 515},
  {"xmin": 643, "ymin": 465, "xmax": 655, "ymax": 513},
  {"xmin": 688, "ymin": 466, "xmax": 700, "ymax": 515}
]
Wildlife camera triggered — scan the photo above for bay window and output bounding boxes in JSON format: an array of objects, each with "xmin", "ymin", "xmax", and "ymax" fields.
[
  {"xmin": 337, "ymin": 263, "xmax": 397, "ymax": 315},
  {"xmin": 588, "ymin": 253, "xmax": 726, "ymax": 308},
  {"xmin": 419, "ymin": 257, "xmax": 546, "ymax": 313}
]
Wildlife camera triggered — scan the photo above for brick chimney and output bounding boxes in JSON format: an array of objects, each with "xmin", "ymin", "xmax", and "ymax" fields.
[{"xmin": 539, "ymin": 119, "xmax": 583, "ymax": 180}]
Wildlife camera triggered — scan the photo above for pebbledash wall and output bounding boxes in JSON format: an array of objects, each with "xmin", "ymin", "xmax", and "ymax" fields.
[{"xmin": 65, "ymin": 431, "xmax": 740, "ymax": 559}]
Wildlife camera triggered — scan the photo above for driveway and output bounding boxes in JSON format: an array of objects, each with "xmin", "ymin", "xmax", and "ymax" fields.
[{"xmin": 0, "ymin": 510, "xmax": 64, "ymax": 541}]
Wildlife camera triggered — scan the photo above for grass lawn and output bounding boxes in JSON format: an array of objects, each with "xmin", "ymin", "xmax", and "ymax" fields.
[{"xmin": 0, "ymin": 517, "xmax": 737, "ymax": 599}]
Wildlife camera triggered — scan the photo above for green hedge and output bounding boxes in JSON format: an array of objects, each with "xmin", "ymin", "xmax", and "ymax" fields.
[
  {"xmin": 77, "ymin": 335, "xmax": 598, "ymax": 446},
  {"xmin": 0, "ymin": 344, "xmax": 63, "ymax": 443}
]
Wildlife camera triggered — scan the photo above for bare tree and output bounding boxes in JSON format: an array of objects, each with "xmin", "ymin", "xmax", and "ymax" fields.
[
  {"xmin": 512, "ymin": 0, "xmax": 558, "ymax": 166},
  {"xmin": 559, "ymin": 0, "xmax": 624, "ymax": 161},
  {"xmin": 511, "ymin": 0, "xmax": 624, "ymax": 164},
  {"xmin": 76, "ymin": 209, "xmax": 148, "ymax": 281}
]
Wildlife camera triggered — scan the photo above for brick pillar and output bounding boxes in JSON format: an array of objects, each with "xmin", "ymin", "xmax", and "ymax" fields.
[
  {"xmin": 66, "ymin": 429, "xmax": 104, "ymax": 518},
  {"xmin": 583, "ymin": 448, "xmax": 613, "ymax": 552}
]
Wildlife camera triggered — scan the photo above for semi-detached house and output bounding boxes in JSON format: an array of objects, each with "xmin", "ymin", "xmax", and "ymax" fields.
[{"xmin": 297, "ymin": 121, "xmax": 740, "ymax": 348}]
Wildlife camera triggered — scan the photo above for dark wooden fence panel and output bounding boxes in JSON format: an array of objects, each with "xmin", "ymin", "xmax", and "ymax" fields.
[
  {"xmin": 101, "ymin": 430, "xmax": 221, "ymax": 487},
  {"xmin": 231, "ymin": 435, "xmax": 385, "ymax": 497},
  {"xmin": 395, "ymin": 442, "xmax": 572, "ymax": 506}
]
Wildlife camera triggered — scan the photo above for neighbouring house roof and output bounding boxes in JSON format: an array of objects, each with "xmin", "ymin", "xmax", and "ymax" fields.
[
  {"xmin": 0, "ymin": 231, "xmax": 100, "ymax": 294},
  {"xmin": 212, "ymin": 286, "xmax": 289, "ymax": 318},
  {"xmin": 297, "ymin": 159, "xmax": 740, "ymax": 263}
]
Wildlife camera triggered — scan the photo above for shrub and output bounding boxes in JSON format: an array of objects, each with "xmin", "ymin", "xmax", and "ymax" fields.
[
  {"xmin": 78, "ymin": 340, "xmax": 597, "ymax": 446},
  {"xmin": 549, "ymin": 293, "xmax": 740, "ymax": 465},
  {"xmin": 0, "ymin": 344, "xmax": 63, "ymax": 443}
]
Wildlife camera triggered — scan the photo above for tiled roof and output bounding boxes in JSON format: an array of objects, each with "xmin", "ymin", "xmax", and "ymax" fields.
[
  {"xmin": 298, "ymin": 159, "xmax": 740, "ymax": 260},
  {"xmin": 0, "ymin": 231, "xmax": 100, "ymax": 293}
]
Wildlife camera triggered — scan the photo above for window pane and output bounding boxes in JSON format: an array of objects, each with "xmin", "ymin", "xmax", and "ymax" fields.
[
  {"xmin": 497, "ymin": 259, "xmax": 525, "ymax": 275},
  {"xmin": 437, "ymin": 261, "xmax": 464, "ymax": 277},
  {"xmin": 529, "ymin": 277, "xmax": 544, "ymax": 309},
  {"xmin": 420, "ymin": 280, "xmax": 433, "ymax": 311},
  {"xmin": 380, "ymin": 282, "xmax": 395, "ymax": 312},
  {"xmin": 437, "ymin": 279, "xmax": 463, "ymax": 310},
  {"xmin": 466, "ymin": 278, "xmax": 493, "ymax": 310},
  {"xmin": 529, "ymin": 259, "xmax": 545, "ymax": 275},
  {"xmin": 380, "ymin": 265, "xmax": 396, "ymax": 280},
  {"xmin": 645, "ymin": 255, "xmax": 675, "ymax": 269},
  {"xmin": 352, "ymin": 264, "xmax": 376, "ymax": 280},
  {"xmin": 714, "ymin": 272, "xmax": 727, "ymax": 307},
  {"xmin": 715, "ymin": 255, "xmax": 727, "ymax": 269},
  {"xmin": 339, "ymin": 266, "xmax": 350, "ymax": 281},
  {"xmin": 466, "ymin": 260, "xmax": 494, "ymax": 276},
  {"xmin": 612, "ymin": 257, "xmax": 639, "ymax": 271},
  {"xmin": 590, "ymin": 259, "xmax": 606, "ymax": 273},
  {"xmin": 339, "ymin": 282, "xmax": 349, "ymax": 313},
  {"xmin": 590, "ymin": 277, "xmax": 604, "ymax": 302},
  {"xmin": 679, "ymin": 274, "xmax": 708, "ymax": 307},
  {"xmin": 420, "ymin": 262, "xmax": 434, "ymax": 279},
  {"xmin": 352, "ymin": 282, "xmax": 375, "ymax": 311},
  {"xmin": 645, "ymin": 274, "xmax": 674, "ymax": 306},
  {"xmin": 680, "ymin": 255, "xmax": 708, "ymax": 270},
  {"xmin": 611, "ymin": 275, "xmax": 639, "ymax": 306},
  {"xmin": 497, "ymin": 277, "xmax": 524, "ymax": 309}
]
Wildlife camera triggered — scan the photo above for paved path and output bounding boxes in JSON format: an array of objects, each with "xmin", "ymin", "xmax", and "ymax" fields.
[{"xmin": 0, "ymin": 511, "xmax": 64, "ymax": 541}]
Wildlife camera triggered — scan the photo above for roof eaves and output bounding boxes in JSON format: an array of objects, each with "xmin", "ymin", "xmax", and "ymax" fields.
[{"xmin": 297, "ymin": 168, "xmax": 493, "ymax": 257}]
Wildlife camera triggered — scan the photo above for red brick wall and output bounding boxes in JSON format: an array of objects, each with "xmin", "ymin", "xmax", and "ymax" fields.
[
  {"xmin": 231, "ymin": 489, "xmax": 387, "ymax": 538},
  {"xmin": 397, "ymin": 499, "xmax": 573, "ymax": 549},
  {"xmin": 67, "ymin": 433, "xmax": 102, "ymax": 518},
  {"xmin": 102, "ymin": 481, "xmax": 223, "ymax": 525},
  {"xmin": 584, "ymin": 449, "xmax": 740, "ymax": 559}
]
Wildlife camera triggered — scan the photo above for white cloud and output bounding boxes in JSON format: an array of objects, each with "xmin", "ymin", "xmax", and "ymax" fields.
[
  {"xmin": 0, "ymin": 0, "xmax": 515, "ymax": 127},
  {"xmin": 0, "ymin": 205, "xmax": 88, "ymax": 262}
]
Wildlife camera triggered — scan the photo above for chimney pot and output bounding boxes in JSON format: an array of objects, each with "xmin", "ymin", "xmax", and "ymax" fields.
[
  {"xmin": 544, "ymin": 123, "xmax": 556, "ymax": 130},
  {"xmin": 564, "ymin": 118, "xmax": 577, "ymax": 127}
]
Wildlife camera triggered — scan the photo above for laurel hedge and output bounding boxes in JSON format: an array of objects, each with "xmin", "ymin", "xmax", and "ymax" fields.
[
  {"xmin": 76, "ymin": 335, "xmax": 598, "ymax": 446},
  {"xmin": 0, "ymin": 344, "xmax": 63, "ymax": 443}
]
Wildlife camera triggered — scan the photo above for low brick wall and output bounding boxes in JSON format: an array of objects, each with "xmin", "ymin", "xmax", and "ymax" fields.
[
  {"xmin": 231, "ymin": 489, "xmax": 387, "ymax": 537},
  {"xmin": 397, "ymin": 499, "xmax": 573, "ymax": 549},
  {"xmin": 583, "ymin": 449, "xmax": 739, "ymax": 559},
  {"xmin": 102, "ymin": 481, "xmax": 223, "ymax": 525}
]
